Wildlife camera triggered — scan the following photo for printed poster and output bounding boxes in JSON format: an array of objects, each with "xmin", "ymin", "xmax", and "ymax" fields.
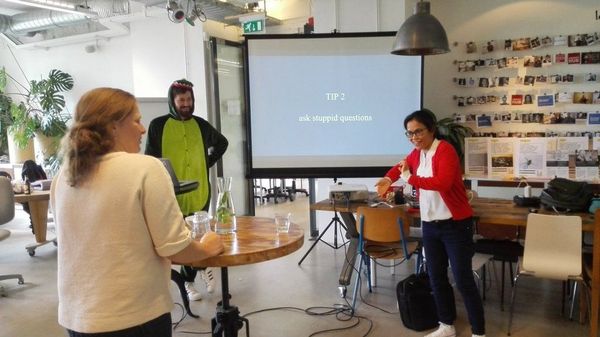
[
  {"xmin": 573, "ymin": 150, "xmax": 599, "ymax": 181},
  {"xmin": 515, "ymin": 138, "xmax": 546, "ymax": 177},
  {"xmin": 465, "ymin": 137, "xmax": 489, "ymax": 178},
  {"xmin": 546, "ymin": 137, "xmax": 588, "ymax": 179},
  {"xmin": 488, "ymin": 138, "xmax": 515, "ymax": 179}
]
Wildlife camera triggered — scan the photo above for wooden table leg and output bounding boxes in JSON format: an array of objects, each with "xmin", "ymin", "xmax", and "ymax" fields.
[
  {"xmin": 591, "ymin": 210, "xmax": 600, "ymax": 337},
  {"xmin": 29, "ymin": 200, "xmax": 49, "ymax": 243}
]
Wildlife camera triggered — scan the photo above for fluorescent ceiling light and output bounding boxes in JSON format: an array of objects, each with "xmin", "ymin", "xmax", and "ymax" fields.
[{"xmin": 4, "ymin": 0, "xmax": 98, "ymax": 17}]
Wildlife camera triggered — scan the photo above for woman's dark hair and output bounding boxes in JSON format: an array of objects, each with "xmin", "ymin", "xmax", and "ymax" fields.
[
  {"xmin": 403, "ymin": 108, "xmax": 439, "ymax": 139},
  {"xmin": 21, "ymin": 160, "xmax": 46, "ymax": 182}
]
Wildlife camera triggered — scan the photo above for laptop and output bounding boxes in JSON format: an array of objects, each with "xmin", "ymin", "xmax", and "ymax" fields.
[{"xmin": 158, "ymin": 158, "xmax": 199, "ymax": 194}]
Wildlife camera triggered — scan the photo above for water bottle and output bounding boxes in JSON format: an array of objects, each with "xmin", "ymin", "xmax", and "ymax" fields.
[{"xmin": 191, "ymin": 211, "xmax": 210, "ymax": 241}]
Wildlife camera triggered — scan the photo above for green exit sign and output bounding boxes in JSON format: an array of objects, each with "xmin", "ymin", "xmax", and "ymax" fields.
[{"xmin": 243, "ymin": 19, "xmax": 264, "ymax": 34}]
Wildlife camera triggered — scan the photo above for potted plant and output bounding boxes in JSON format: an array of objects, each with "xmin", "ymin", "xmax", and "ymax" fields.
[
  {"xmin": 0, "ymin": 82, "xmax": 12, "ymax": 157},
  {"xmin": 1, "ymin": 67, "xmax": 35, "ymax": 163},
  {"xmin": 436, "ymin": 117, "xmax": 474, "ymax": 168},
  {"xmin": 0, "ymin": 67, "xmax": 73, "ymax": 168}
]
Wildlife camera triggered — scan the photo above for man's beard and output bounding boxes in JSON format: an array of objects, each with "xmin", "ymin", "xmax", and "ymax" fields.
[{"xmin": 177, "ymin": 106, "xmax": 194, "ymax": 120}]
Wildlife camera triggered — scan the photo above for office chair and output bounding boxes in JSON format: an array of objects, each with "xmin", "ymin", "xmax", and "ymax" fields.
[
  {"xmin": 0, "ymin": 177, "xmax": 24, "ymax": 295},
  {"xmin": 507, "ymin": 213, "xmax": 586, "ymax": 335}
]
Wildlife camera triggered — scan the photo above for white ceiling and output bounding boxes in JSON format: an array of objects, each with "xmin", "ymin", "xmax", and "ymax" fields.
[{"xmin": 0, "ymin": 0, "xmax": 275, "ymax": 47}]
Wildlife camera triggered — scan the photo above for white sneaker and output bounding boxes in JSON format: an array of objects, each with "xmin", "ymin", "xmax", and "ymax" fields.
[
  {"xmin": 184, "ymin": 282, "xmax": 202, "ymax": 301},
  {"xmin": 425, "ymin": 323, "xmax": 456, "ymax": 337},
  {"xmin": 472, "ymin": 335, "xmax": 485, "ymax": 337},
  {"xmin": 200, "ymin": 268, "xmax": 216, "ymax": 293}
]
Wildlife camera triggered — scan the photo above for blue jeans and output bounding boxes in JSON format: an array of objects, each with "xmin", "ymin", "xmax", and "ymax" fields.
[
  {"xmin": 422, "ymin": 217, "xmax": 485, "ymax": 335},
  {"xmin": 66, "ymin": 313, "xmax": 171, "ymax": 337}
]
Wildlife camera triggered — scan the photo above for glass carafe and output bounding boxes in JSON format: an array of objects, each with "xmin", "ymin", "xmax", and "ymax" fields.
[{"xmin": 215, "ymin": 177, "xmax": 236, "ymax": 234}]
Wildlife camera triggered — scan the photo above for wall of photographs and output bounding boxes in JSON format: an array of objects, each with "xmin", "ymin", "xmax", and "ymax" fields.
[{"xmin": 451, "ymin": 33, "xmax": 600, "ymax": 182}]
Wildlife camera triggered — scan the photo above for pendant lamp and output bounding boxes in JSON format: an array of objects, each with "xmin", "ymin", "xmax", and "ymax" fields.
[{"xmin": 391, "ymin": 0, "xmax": 449, "ymax": 55}]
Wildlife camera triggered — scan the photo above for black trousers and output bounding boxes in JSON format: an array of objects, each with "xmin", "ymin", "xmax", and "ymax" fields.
[{"xmin": 66, "ymin": 313, "xmax": 171, "ymax": 337}]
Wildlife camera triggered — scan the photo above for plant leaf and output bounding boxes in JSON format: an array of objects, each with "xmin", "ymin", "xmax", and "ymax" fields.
[{"xmin": 47, "ymin": 69, "xmax": 74, "ymax": 92}]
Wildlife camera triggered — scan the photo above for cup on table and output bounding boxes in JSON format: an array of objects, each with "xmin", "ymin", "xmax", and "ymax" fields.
[{"xmin": 274, "ymin": 212, "xmax": 291, "ymax": 233}]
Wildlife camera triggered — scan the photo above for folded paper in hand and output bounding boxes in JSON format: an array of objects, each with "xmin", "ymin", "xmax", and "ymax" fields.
[{"xmin": 30, "ymin": 179, "xmax": 52, "ymax": 191}]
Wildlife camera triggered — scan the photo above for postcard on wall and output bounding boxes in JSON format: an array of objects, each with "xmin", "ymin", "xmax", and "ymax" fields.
[
  {"xmin": 476, "ymin": 115, "xmax": 492, "ymax": 128},
  {"xmin": 515, "ymin": 138, "xmax": 546, "ymax": 177},
  {"xmin": 537, "ymin": 94, "xmax": 554, "ymax": 107},
  {"xmin": 507, "ymin": 57, "xmax": 519, "ymax": 68},
  {"xmin": 465, "ymin": 137, "xmax": 489, "ymax": 178},
  {"xmin": 512, "ymin": 38, "xmax": 531, "ymax": 51},
  {"xmin": 582, "ymin": 52, "xmax": 600, "ymax": 64},
  {"xmin": 568, "ymin": 53, "xmax": 581, "ymax": 64},
  {"xmin": 573, "ymin": 92, "xmax": 593, "ymax": 104},
  {"xmin": 511, "ymin": 95, "xmax": 523, "ymax": 105},
  {"xmin": 488, "ymin": 138, "xmax": 515, "ymax": 179},
  {"xmin": 576, "ymin": 112, "xmax": 588, "ymax": 125},
  {"xmin": 568, "ymin": 34, "xmax": 588, "ymax": 47},
  {"xmin": 556, "ymin": 91, "xmax": 573, "ymax": 103},
  {"xmin": 553, "ymin": 35, "xmax": 567, "ymax": 46},
  {"xmin": 589, "ymin": 112, "xmax": 600, "ymax": 125},
  {"xmin": 555, "ymin": 53, "xmax": 566, "ymax": 64}
]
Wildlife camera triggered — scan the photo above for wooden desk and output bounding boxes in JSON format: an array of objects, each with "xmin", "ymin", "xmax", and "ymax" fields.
[
  {"xmin": 14, "ymin": 190, "xmax": 55, "ymax": 256},
  {"xmin": 311, "ymin": 197, "xmax": 599, "ymax": 337},
  {"xmin": 173, "ymin": 216, "xmax": 304, "ymax": 337}
]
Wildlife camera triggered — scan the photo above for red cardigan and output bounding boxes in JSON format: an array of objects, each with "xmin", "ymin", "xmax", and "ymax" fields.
[{"xmin": 385, "ymin": 140, "xmax": 473, "ymax": 220}]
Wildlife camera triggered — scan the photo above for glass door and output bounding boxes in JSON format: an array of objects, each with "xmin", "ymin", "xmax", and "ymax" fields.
[{"xmin": 205, "ymin": 37, "xmax": 249, "ymax": 216}]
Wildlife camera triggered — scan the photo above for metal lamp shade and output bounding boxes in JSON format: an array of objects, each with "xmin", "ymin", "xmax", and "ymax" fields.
[{"xmin": 391, "ymin": 1, "xmax": 450, "ymax": 56}]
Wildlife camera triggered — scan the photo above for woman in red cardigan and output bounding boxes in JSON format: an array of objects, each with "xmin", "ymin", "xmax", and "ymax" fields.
[{"xmin": 375, "ymin": 109, "xmax": 485, "ymax": 337}]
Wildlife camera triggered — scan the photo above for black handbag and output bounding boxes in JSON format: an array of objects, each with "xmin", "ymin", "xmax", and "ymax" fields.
[
  {"xmin": 396, "ymin": 273, "xmax": 440, "ymax": 331},
  {"xmin": 540, "ymin": 177, "xmax": 593, "ymax": 212}
]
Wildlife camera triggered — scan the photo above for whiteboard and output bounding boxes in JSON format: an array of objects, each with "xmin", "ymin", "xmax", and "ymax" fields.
[{"xmin": 136, "ymin": 97, "xmax": 168, "ymax": 153}]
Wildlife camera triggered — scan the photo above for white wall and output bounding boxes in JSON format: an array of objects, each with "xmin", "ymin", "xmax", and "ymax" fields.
[
  {"xmin": 425, "ymin": 0, "xmax": 600, "ymax": 121},
  {"xmin": 1, "ymin": 36, "xmax": 134, "ymax": 114},
  {"xmin": 3, "ymin": 0, "xmax": 599, "ymax": 204},
  {"xmin": 424, "ymin": 0, "xmax": 600, "ymax": 197}
]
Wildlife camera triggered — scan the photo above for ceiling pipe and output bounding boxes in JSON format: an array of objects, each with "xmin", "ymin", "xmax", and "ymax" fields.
[
  {"xmin": 1, "ymin": 10, "xmax": 90, "ymax": 35},
  {"xmin": 0, "ymin": 0, "xmax": 128, "ymax": 35}
]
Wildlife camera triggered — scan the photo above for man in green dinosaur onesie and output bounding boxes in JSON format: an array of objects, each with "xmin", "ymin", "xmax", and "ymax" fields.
[{"xmin": 146, "ymin": 79, "xmax": 228, "ymax": 301}]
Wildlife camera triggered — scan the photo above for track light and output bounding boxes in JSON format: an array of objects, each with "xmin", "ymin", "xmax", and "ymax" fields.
[
  {"xmin": 166, "ymin": 0, "xmax": 205, "ymax": 25},
  {"xmin": 167, "ymin": 0, "xmax": 186, "ymax": 23}
]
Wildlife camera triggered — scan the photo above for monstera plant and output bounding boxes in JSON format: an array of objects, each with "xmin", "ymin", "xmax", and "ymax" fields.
[{"xmin": 0, "ymin": 67, "xmax": 73, "ymax": 169}]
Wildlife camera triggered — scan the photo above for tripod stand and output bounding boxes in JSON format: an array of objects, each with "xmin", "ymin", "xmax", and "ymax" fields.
[{"xmin": 298, "ymin": 209, "xmax": 348, "ymax": 265}]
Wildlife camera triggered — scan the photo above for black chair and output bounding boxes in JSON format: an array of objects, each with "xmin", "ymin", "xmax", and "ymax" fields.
[
  {"xmin": 473, "ymin": 221, "xmax": 524, "ymax": 311},
  {"xmin": 264, "ymin": 179, "xmax": 291, "ymax": 203}
]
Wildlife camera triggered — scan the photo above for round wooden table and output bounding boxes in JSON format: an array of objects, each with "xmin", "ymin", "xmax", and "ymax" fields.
[{"xmin": 173, "ymin": 216, "xmax": 304, "ymax": 337}]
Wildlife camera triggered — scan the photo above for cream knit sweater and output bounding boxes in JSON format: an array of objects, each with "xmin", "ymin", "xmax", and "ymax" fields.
[{"xmin": 51, "ymin": 152, "xmax": 192, "ymax": 333}]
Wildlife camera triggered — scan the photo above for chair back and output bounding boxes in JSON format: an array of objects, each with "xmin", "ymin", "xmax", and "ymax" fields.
[
  {"xmin": 0, "ymin": 177, "xmax": 15, "ymax": 225},
  {"xmin": 355, "ymin": 206, "xmax": 410, "ymax": 243},
  {"xmin": 523, "ymin": 213, "xmax": 581, "ymax": 280}
]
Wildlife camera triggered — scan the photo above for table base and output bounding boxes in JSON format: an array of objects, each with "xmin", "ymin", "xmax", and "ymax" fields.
[
  {"xmin": 211, "ymin": 267, "xmax": 249, "ymax": 337},
  {"xmin": 25, "ymin": 237, "xmax": 56, "ymax": 256}
]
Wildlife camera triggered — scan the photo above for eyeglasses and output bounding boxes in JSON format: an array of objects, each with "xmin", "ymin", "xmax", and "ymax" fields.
[{"xmin": 405, "ymin": 128, "xmax": 427, "ymax": 138}]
